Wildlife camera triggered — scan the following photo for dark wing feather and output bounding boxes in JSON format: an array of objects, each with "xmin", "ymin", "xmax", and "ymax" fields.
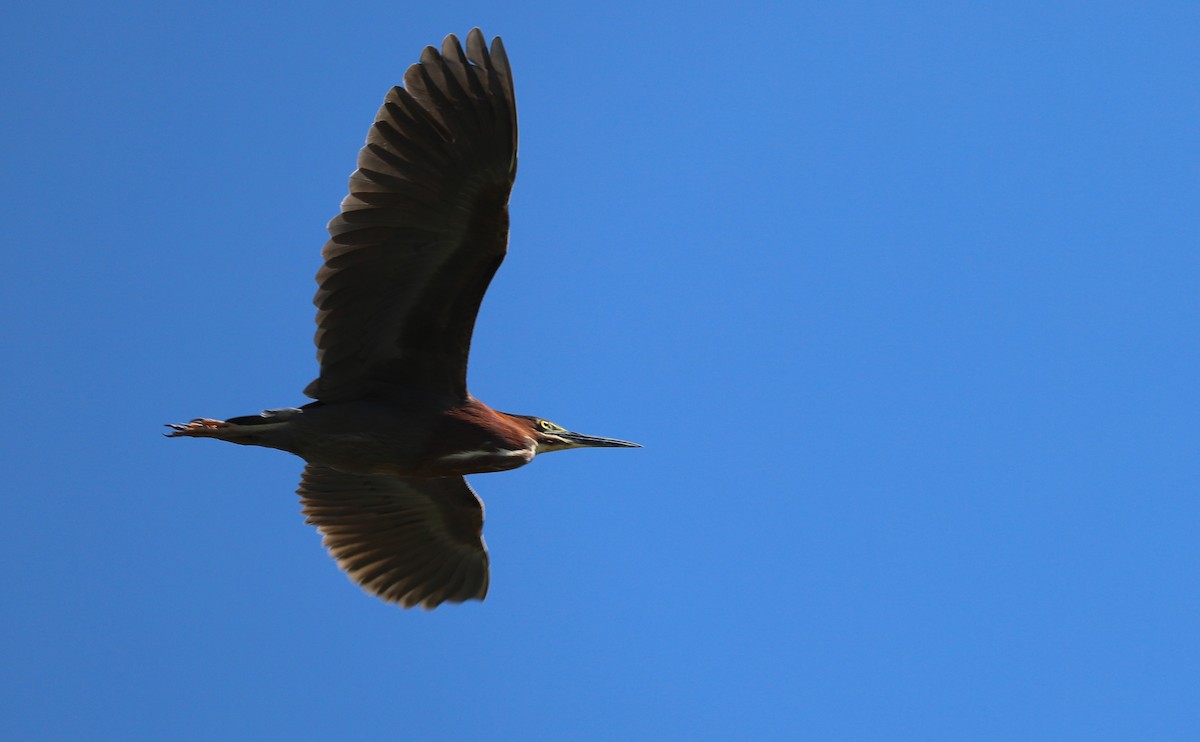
[
  {"xmin": 306, "ymin": 29, "xmax": 517, "ymax": 404},
  {"xmin": 298, "ymin": 464, "xmax": 489, "ymax": 609}
]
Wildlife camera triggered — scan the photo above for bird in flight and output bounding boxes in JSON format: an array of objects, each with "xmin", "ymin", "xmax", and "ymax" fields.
[{"xmin": 168, "ymin": 29, "xmax": 638, "ymax": 609}]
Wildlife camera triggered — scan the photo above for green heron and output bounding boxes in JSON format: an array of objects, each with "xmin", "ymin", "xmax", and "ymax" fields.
[{"xmin": 168, "ymin": 29, "xmax": 638, "ymax": 609}]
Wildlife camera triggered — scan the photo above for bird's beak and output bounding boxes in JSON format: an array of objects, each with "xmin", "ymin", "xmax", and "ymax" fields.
[{"xmin": 557, "ymin": 430, "xmax": 641, "ymax": 449}]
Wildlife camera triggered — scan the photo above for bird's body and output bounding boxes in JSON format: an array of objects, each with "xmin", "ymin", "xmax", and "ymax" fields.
[
  {"xmin": 168, "ymin": 29, "xmax": 637, "ymax": 609},
  {"xmin": 183, "ymin": 399, "xmax": 539, "ymax": 478}
]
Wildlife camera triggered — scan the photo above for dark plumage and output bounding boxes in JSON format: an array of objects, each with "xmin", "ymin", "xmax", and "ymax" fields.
[{"xmin": 168, "ymin": 29, "xmax": 637, "ymax": 609}]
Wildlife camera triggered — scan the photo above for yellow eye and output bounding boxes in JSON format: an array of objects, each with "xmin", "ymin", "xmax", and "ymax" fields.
[{"xmin": 540, "ymin": 419, "xmax": 561, "ymax": 432}]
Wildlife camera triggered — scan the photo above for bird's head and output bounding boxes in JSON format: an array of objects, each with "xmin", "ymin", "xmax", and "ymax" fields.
[{"xmin": 515, "ymin": 415, "xmax": 641, "ymax": 455}]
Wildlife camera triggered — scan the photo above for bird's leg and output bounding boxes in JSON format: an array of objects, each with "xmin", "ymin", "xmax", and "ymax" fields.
[
  {"xmin": 165, "ymin": 412, "xmax": 301, "ymax": 455},
  {"xmin": 164, "ymin": 418, "xmax": 232, "ymax": 438}
]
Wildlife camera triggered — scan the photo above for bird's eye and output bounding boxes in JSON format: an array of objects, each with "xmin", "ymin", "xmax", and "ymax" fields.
[{"xmin": 540, "ymin": 420, "xmax": 559, "ymax": 432}]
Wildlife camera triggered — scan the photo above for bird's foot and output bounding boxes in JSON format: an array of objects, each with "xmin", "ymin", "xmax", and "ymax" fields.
[{"xmin": 164, "ymin": 418, "xmax": 230, "ymax": 437}]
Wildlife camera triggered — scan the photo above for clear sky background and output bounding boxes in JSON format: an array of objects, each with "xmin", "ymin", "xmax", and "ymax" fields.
[{"xmin": 3, "ymin": 1, "xmax": 1197, "ymax": 739}]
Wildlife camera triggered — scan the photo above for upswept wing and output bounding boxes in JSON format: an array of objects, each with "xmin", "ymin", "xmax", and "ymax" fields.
[
  {"xmin": 306, "ymin": 29, "xmax": 518, "ymax": 404},
  {"xmin": 298, "ymin": 464, "xmax": 489, "ymax": 609}
]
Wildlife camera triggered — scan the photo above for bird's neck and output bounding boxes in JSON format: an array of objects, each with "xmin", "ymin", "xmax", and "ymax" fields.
[{"xmin": 419, "ymin": 400, "xmax": 536, "ymax": 476}]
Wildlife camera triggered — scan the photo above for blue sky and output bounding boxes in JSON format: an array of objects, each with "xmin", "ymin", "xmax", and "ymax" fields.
[{"xmin": 3, "ymin": 1, "xmax": 1198, "ymax": 739}]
